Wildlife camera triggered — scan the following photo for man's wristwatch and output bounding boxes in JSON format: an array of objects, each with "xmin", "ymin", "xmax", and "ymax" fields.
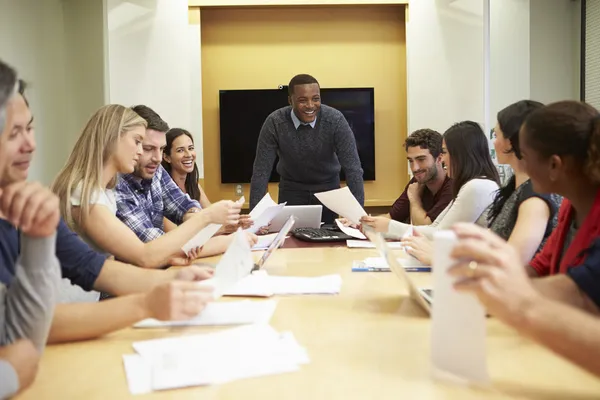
[{"xmin": 187, "ymin": 207, "xmax": 202, "ymax": 214}]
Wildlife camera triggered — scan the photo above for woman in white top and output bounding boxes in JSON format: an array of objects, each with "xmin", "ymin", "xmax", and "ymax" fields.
[
  {"xmin": 361, "ymin": 121, "xmax": 500, "ymax": 239},
  {"xmin": 52, "ymin": 105, "xmax": 240, "ymax": 271}
]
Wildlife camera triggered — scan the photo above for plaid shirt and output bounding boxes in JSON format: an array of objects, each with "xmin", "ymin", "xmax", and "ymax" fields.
[{"xmin": 115, "ymin": 165, "xmax": 200, "ymax": 243}]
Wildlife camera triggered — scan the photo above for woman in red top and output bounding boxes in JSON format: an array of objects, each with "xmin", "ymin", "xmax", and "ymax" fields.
[{"xmin": 521, "ymin": 101, "xmax": 600, "ymax": 277}]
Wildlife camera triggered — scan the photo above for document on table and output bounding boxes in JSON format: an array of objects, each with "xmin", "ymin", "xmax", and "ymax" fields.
[
  {"xmin": 335, "ymin": 219, "xmax": 366, "ymax": 239},
  {"xmin": 352, "ymin": 256, "xmax": 429, "ymax": 271},
  {"xmin": 224, "ymin": 270, "xmax": 342, "ymax": 297},
  {"xmin": 314, "ymin": 187, "xmax": 366, "ymax": 225},
  {"xmin": 431, "ymin": 230, "xmax": 489, "ymax": 385},
  {"xmin": 123, "ymin": 324, "xmax": 310, "ymax": 394},
  {"xmin": 133, "ymin": 299, "xmax": 277, "ymax": 328},
  {"xmin": 346, "ymin": 240, "xmax": 404, "ymax": 249},
  {"xmin": 198, "ymin": 228, "xmax": 254, "ymax": 298},
  {"xmin": 181, "ymin": 196, "xmax": 245, "ymax": 256}
]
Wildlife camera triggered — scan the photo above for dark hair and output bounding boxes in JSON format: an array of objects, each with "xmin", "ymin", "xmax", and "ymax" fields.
[
  {"xmin": 488, "ymin": 100, "xmax": 544, "ymax": 224},
  {"xmin": 443, "ymin": 121, "xmax": 500, "ymax": 198},
  {"xmin": 0, "ymin": 60, "xmax": 17, "ymax": 130},
  {"xmin": 522, "ymin": 100, "xmax": 600, "ymax": 184},
  {"xmin": 404, "ymin": 129, "xmax": 443, "ymax": 158},
  {"xmin": 288, "ymin": 74, "xmax": 319, "ymax": 96},
  {"xmin": 162, "ymin": 128, "xmax": 201, "ymax": 202},
  {"xmin": 131, "ymin": 105, "xmax": 169, "ymax": 132}
]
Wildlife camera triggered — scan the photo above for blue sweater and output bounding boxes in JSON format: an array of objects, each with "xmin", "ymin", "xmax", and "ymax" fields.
[{"xmin": 250, "ymin": 104, "xmax": 364, "ymax": 208}]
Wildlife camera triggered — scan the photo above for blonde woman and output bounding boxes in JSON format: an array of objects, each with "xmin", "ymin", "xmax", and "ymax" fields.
[{"xmin": 52, "ymin": 105, "xmax": 241, "ymax": 271}]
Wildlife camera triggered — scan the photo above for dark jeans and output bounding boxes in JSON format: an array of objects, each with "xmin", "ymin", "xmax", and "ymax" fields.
[{"xmin": 278, "ymin": 188, "xmax": 338, "ymax": 225}]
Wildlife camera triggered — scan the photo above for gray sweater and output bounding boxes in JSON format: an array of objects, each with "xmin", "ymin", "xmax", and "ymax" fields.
[
  {"xmin": 250, "ymin": 105, "xmax": 364, "ymax": 209},
  {"xmin": 0, "ymin": 233, "xmax": 60, "ymax": 399}
]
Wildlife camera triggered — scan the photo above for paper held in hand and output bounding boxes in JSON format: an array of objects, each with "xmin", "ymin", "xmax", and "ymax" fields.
[
  {"xmin": 314, "ymin": 187, "xmax": 366, "ymax": 225},
  {"xmin": 181, "ymin": 196, "xmax": 245, "ymax": 256},
  {"xmin": 430, "ymin": 230, "xmax": 489, "ymax": 385},
  {"xmin": 197, "ymin": 227, "xmax": 255, "ymax": 299},
  {"xmin": 246, "ymin": 193, "xmax": 286, "ymax": 234}
]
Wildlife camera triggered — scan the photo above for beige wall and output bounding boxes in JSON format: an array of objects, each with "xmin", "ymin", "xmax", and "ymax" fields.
[{"xmin": 196, "ymin": 5, "xmax": 407, "ymax": 206}]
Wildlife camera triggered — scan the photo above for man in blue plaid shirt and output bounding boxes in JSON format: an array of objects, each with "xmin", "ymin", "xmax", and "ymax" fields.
[{"xmin": 115, "ymin": 105, "xmax": 204, "ymax": 243}]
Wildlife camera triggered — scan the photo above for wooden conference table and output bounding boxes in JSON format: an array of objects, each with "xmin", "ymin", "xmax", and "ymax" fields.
[{"xmin": 19, "ymin": 238, "xmax": 600, "ymax": 399}]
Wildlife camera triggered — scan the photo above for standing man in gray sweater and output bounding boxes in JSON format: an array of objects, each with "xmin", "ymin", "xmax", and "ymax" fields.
[
  {"xmin": 0, "ymin": 60, "xmax": 61, "ymax": 399},
  {"xmin": 249, "ymin": 74, "xmax": 364, "ymax": 224}
]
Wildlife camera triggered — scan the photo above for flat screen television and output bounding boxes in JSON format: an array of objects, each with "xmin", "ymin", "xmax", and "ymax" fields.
[{"xmin": 218, "ymin": 88, "xmax": 375, "ymax": 184}]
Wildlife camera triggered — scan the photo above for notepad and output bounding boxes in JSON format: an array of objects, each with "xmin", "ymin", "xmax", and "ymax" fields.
[
  {"xmin": 133, "ymin": 299, "xmax": 277, "ymax": 328},
  {"xmin": 124, "ymin": 324, "xmax": 310, "ymax": 394},
  {"xmin": 224, "ymin": 270, "xmax": 342, "ymax": 297}
]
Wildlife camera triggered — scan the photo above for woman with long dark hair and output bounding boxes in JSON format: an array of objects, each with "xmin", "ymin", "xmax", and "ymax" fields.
[
  {"xmin": 362, "ymin": 121, "xmax": 500, "ymax": 238},
  {"xmin": 162, "ymin": 128, "xmax": 211, "ymax": 208}
]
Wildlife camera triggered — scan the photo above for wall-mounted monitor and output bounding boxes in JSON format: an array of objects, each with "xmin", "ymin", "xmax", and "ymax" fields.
[{"xmin": 218, "ymin": 88, "xmax": 375, "ymax": 184}]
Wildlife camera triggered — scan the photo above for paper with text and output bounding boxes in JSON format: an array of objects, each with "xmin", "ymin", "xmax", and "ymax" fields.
[
  {"xmin": 431, "ymin": 230, "xmax": 489, "ymax": 385},
  {"xmin": 335, "ymin": 219, "xmax": 366, "ymax": 239},
  {"xmin": 314, "ymin": 187, "xmax": 366, "ymax": 225}
]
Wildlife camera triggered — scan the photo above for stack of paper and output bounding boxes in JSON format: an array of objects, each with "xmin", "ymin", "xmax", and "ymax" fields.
[
  {"xmin": 182, "ymin": 196, "xmax": 245, "ymax": 256},
  {"xmin": 133, "ymin": 300, "xmax": 278, "ymax": 328},
  {"xmin": 224, "ymin": 270, "xmax": 342, "ymax": 297},
  {"xmin": 346, "ymin": 240, "xmax": 404, "ymax": 249},
  {"xmin": 247, "ymin": 193, "xmax": 286, "ymax": 234},
  {"xmin": 353, "ymin": 256, "xmax": 429, "ymax": 270},
  {"xmin": 123, "ymin": 324, "xmax": 310, "ymax": 394}
]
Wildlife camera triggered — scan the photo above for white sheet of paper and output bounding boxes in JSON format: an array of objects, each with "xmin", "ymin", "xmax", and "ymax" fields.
[
  {"xmin": 198, "ymin": 228, "xmax": 254, "ymax": 298},
  {"xmin": 335, "ymin": 219, "xmax": 366, "ymax": 239},
  {"xmin": 182, "ymin": 223, "xmax": 222, "ymax": 256},
  {"xmin": 251, "ymin": 233, "xmax": 288, "ymax": 251},
  {"xmin": 249, "ymin": 193, "xmax": 277, "ymax": 219},
  {"xmin": 128, "ymin": 325, "xmax": 310, "ymax": 393},
  {"xmin": 246, "ymin": 203, "xmax": 286, "ymax": 234},
  {"xmin": 431, "ymin": 230, "xmax": 489, "ymax": 385},
  {"xmin": 314, "ymin": 187, "xmax": 366, "ymax": 225},
  {"xmin": 181, "ymin": 196, "xmax": 245, "ymax": 256},
  {"xmin": 122, "ymin": 354, "xmax": 152, "ymax": 395},
  {"xmin": 346, "ymin": 240, "xmax": 403, "ymax": 249},
  {"xmin": 224, "ymin": 271, "xmax": 342, "ymax": 297},
  {"xmin": 133, "ymin": 299, "xmax": 277, "ymax": 328}
]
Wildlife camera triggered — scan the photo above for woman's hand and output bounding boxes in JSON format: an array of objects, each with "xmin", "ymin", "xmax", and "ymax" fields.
[
  {"xmin": 401, "ymin": 231, "xmax": 433, "ymax": 265},
  {"xmin": 447, "ymin": 223, "xmax": 539, "ymax": 326}
]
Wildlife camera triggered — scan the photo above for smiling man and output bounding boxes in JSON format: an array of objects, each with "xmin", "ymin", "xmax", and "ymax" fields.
[
  {"xmin": 249, "ymin": 74, "xmax": 364, "ymax": 224},
  {"xmin": 388, "ymin": 129, "xmax": 452, "ymax": 225}
]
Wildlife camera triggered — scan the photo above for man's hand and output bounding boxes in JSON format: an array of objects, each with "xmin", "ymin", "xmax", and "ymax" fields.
[
  {"xmin": 359, "ymin": 215, "xmax": 391, "ymax": 233},
  {"xmin": 406, "ymin": 182, "xmax": 423, "ymax": 205},
  {"xmin": 144, "ymin": 281, "xmax": 214, "ymax": 321},
  {"xmin": 0, "ymin": 182, "xmax": 59, "ymax": 238},
  {"xmin": 0, "ymin": 340, "xmax": 40, "ymax": 393}
]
